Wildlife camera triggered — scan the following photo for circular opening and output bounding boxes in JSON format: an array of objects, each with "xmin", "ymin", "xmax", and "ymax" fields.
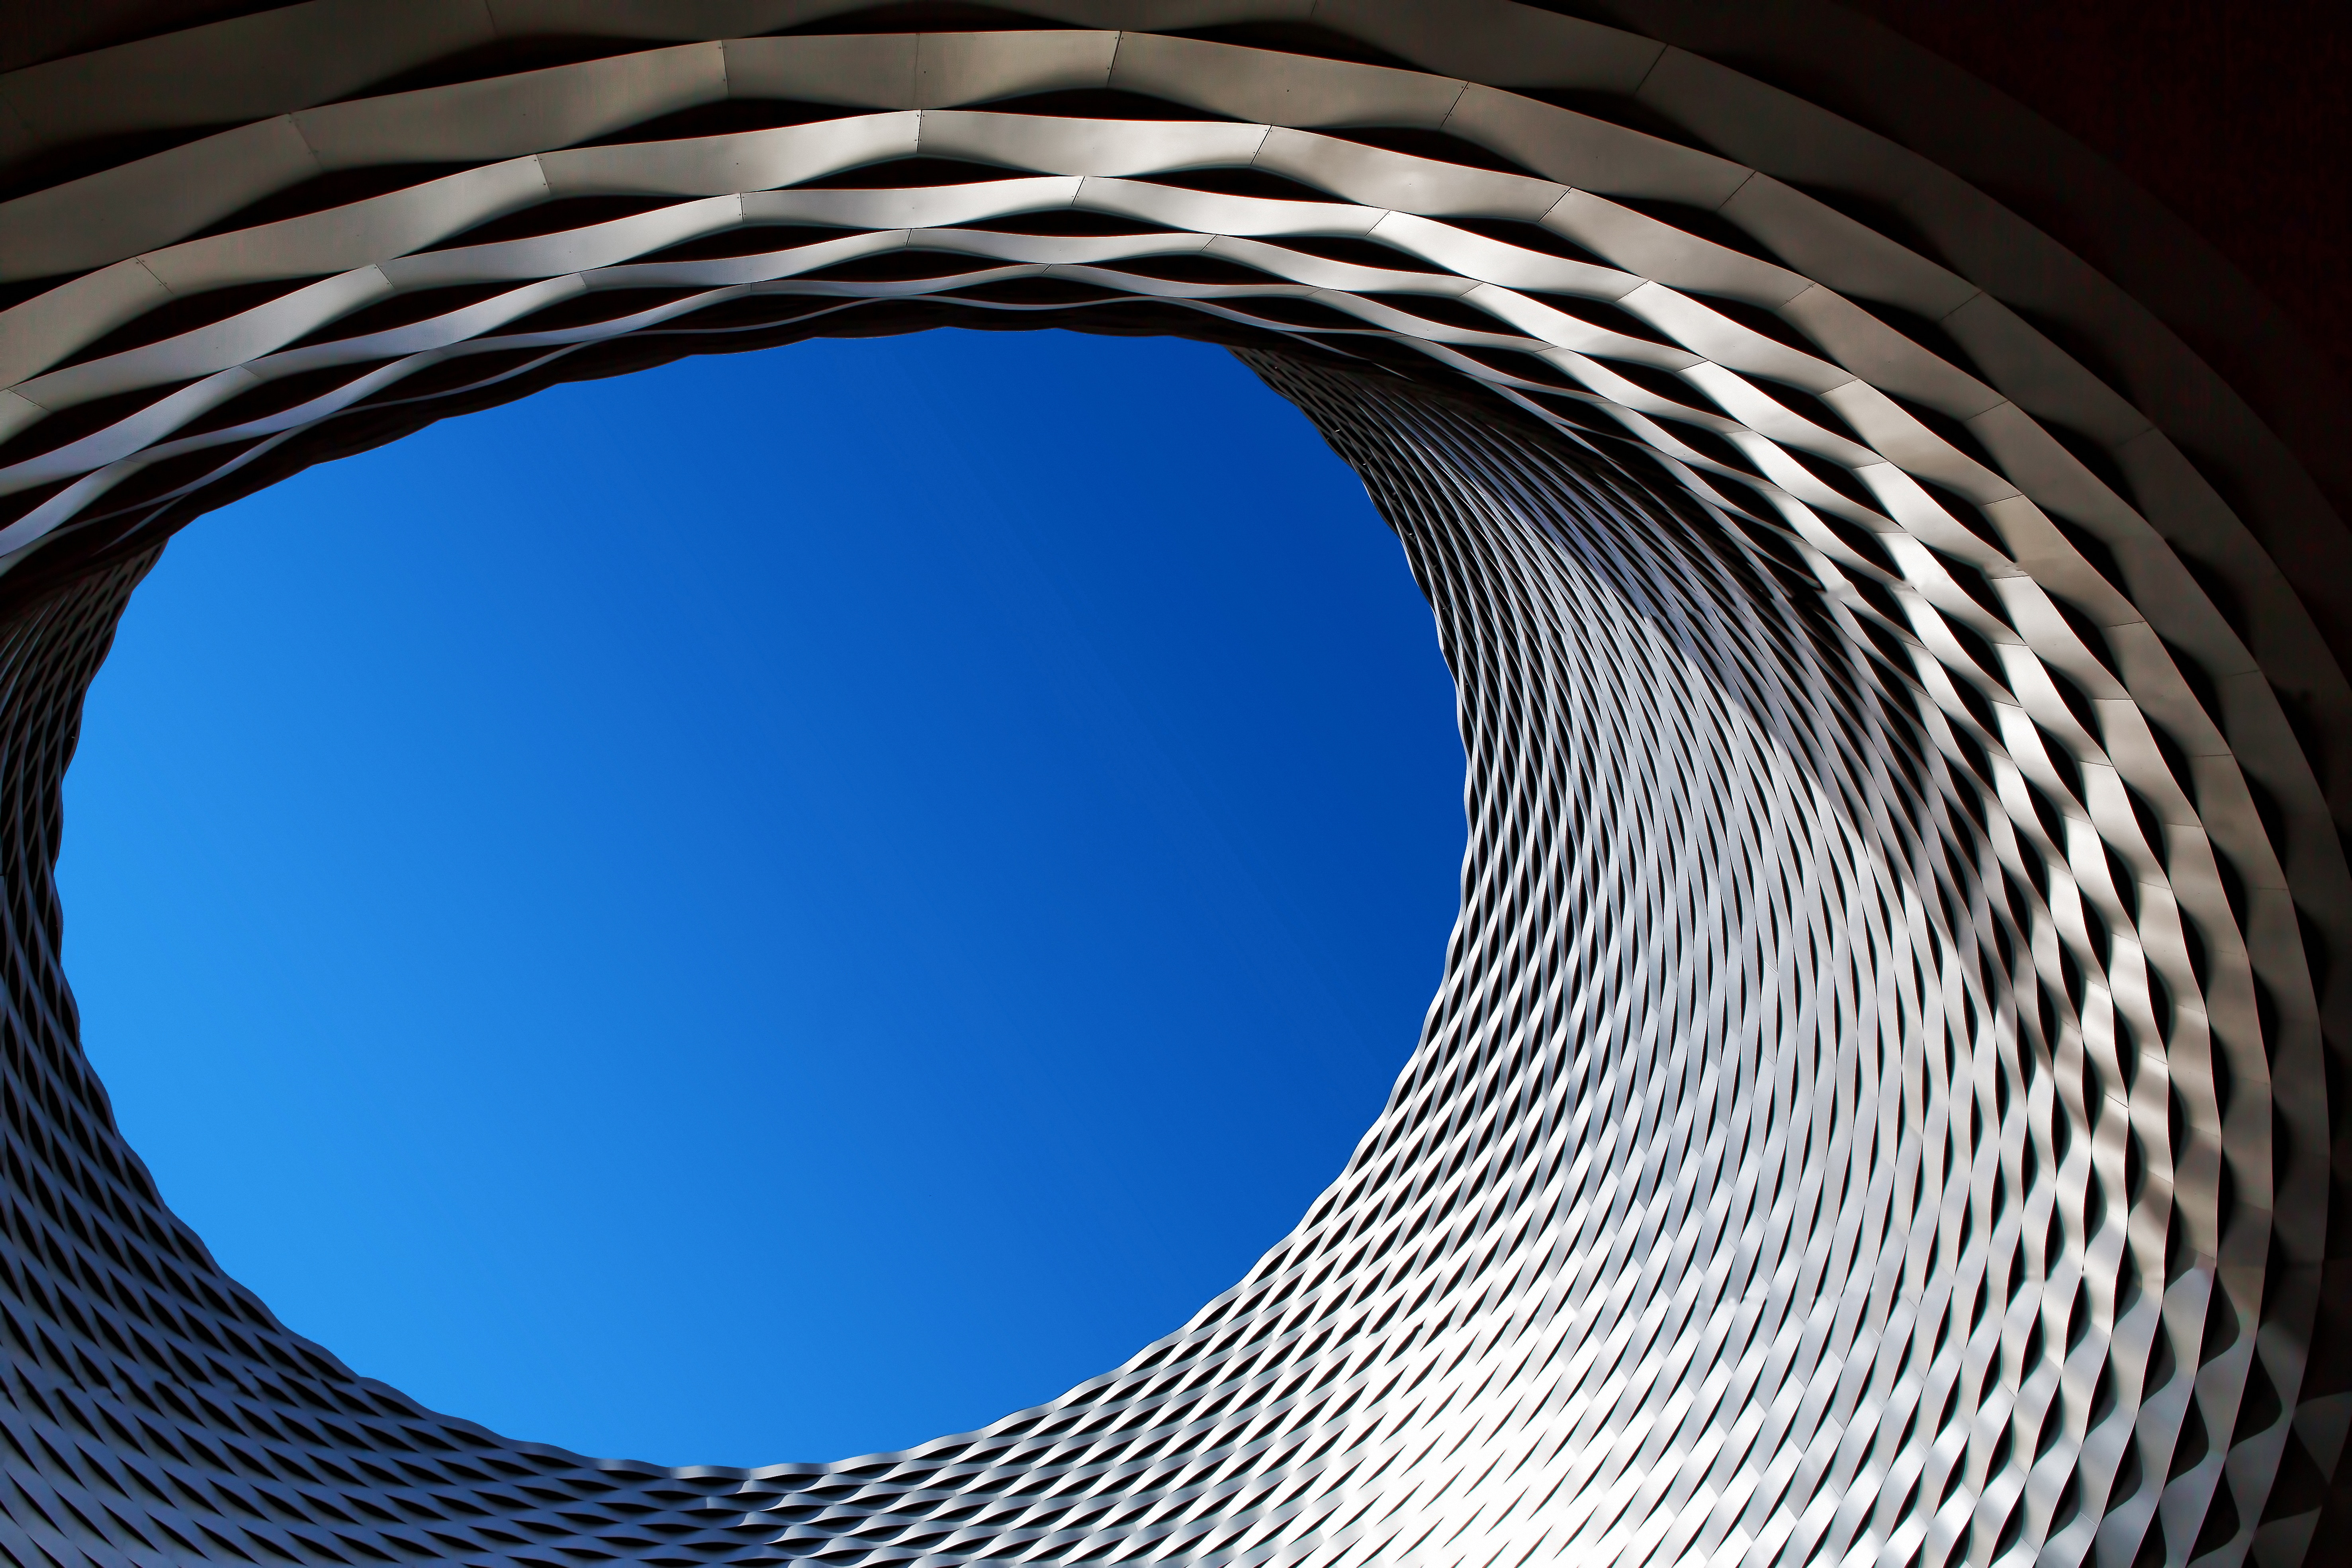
[{"xmin": 59, "ymin": 330, "xmax": 1467, "ymax": 1465}]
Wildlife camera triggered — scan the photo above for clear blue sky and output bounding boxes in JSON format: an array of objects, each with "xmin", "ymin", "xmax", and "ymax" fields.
[{"xmin": 55, "ymin": 328, "xmax": 1465, "ymax": 1470}]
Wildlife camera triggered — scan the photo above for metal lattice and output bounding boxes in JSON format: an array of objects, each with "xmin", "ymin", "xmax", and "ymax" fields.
[{"xmin": 0, "ymin": 6, "xmax": 2343, "ymax": 1566}]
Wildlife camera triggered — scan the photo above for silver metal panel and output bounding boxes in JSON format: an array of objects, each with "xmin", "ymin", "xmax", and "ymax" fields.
[{"xmin": 0, "ymin": 7, "xmax": 2341, "ymax": 1566}]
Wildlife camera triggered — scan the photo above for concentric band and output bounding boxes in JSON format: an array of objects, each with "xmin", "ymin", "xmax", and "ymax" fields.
[{"xmin": 0, "ymin": 6, "xmax": 2343, "ymax": 1567}]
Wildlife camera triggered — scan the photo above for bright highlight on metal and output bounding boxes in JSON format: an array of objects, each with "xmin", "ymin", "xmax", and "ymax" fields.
[{"xmin": 0, "ymin": 5, "xmax": 2345, "ymax": 1567}]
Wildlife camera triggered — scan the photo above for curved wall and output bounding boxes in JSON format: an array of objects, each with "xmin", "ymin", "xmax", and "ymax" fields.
[{"xmin": 0, "ymin": 6, "xmax": 2344, "ymax": 1567}]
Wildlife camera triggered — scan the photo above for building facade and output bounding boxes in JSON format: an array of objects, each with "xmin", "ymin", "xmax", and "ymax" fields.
[{"xmin": 0, "ymin": 5, "xmax": 2344, "ymax": 1566}]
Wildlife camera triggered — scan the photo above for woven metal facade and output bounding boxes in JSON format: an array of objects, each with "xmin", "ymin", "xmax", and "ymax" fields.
[{"xmin": 0, "ymin": 6, "xmax": 2345, "ymax": 1567}]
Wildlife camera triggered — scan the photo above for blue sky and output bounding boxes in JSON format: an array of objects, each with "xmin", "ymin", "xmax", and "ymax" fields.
[{"xmin": 56, "ymin": 328, "xmax": 1464, "ymax": 1469}]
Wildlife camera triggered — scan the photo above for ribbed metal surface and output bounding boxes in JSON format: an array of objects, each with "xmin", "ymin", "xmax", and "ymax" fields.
[{"xmin": 0, "ymin": 6, "xmax": 2342, "ymax": 1566}]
